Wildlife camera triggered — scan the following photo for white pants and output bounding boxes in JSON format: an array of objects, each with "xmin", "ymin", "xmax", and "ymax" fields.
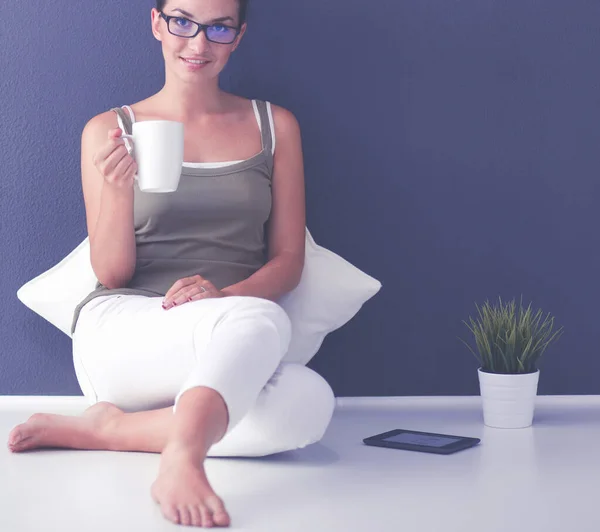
[{"xmin": 72, "ymin": 295, "xmax": 335, "ymax": 457}]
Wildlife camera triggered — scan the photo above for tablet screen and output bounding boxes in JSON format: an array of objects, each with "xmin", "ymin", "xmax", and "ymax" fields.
[{"xmin": 382, "ymin": 433, "xmax": 462, "ymax": 448}]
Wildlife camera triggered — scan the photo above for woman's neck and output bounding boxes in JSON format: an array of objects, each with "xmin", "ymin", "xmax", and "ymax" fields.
[{"xmin": 155, "ymin": 78, "xmax": 227, "ymax": 121}]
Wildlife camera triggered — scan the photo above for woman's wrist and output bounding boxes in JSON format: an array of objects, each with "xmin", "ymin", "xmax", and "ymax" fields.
[{"xmin": 102, "ymin": 180, "xmax": 135, "ymax": 200}]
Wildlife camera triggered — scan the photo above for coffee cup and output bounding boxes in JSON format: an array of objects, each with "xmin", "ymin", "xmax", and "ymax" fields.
[{"xmin": 121, "ymin": 120, "xmax": 184, "ymax": 193}]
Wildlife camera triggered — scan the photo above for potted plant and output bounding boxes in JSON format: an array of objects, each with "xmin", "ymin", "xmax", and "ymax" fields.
[{"xmin": 460, "ymin": 297, "xmax": 563, "ymax": 429}]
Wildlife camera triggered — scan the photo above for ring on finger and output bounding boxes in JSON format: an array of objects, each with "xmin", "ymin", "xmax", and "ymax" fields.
[{"xmin": 199, "ymin": 286, "xmax": 207, "ymax": 293}]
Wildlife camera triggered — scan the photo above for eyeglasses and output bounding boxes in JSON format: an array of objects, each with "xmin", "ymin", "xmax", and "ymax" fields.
[{"xmin": 159, "ymin": 12, "xmax": 240, "ymax": 44}]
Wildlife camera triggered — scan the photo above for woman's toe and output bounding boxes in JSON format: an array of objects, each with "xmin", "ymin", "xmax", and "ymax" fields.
[{"xmin": 199, "ymin": 504, "xmax": 214, "ymax": 527}]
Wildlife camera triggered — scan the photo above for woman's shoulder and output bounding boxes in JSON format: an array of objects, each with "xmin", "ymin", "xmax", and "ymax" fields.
[
  {"xmin": 268, "ymin": 103, "xmax": 301, "ymax": 141},
  {"xmin": 268, "ymin": 103, "xmax": 298, "ymax": 124},
  {"xmin": 82, "ymin": 109, "xmax": 121, "ymax": 139},
  {"xmin": 82, "ymin": 97, "xmax": 149, "ymax": 136},
  {"xmin": 226, "ymin": 93, "xmax": 296, "ymax": 120}
]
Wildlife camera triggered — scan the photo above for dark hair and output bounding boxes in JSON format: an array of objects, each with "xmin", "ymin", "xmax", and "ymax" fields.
[{"xmin": 155, "ymin": 0, "xmax": 248, "ymax": 27}]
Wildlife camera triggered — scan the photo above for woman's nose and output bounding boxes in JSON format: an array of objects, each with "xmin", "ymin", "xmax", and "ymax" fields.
[{"xmin": 189, "ymin": 29, "xmax": 211, "ymax": 52}]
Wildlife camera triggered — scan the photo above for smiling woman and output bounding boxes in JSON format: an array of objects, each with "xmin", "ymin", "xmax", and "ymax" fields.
[
  {"xmin": 7, "ymin": 0, "xmax": 322, "ymax": 529},
  {"xmin": 152, "ymin": 0, "xmax": 250, "ymax": 80}
]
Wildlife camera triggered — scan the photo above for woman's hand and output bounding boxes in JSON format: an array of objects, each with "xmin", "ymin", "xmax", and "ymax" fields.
[
  {"xmin": 92, "ymin": 128, "xmax": 137, "ymax": 190},
  {"xmin": 162, "ymin": 275, "xmax": 224, "ymax": 310}
]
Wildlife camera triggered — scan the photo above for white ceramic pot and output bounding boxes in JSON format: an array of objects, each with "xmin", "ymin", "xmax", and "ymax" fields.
[{"xmin": 477, "ymin": 368, "xmax": 540, "ymax": 429}]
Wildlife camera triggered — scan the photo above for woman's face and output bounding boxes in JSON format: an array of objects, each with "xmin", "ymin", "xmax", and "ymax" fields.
[{"xmin": 151, "ymin": 0, "xmax": 246, "ymax": 81}]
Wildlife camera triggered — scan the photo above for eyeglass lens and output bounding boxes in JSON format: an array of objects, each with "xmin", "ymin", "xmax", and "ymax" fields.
[{"xmin": 169, "ymin": 18, "xmax": 237, "ymax": 43}]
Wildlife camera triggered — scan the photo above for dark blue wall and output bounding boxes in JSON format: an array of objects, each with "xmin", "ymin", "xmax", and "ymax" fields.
[{"xmin": 2, "ymin": 1, "xmax": 599, "ymax": 396}]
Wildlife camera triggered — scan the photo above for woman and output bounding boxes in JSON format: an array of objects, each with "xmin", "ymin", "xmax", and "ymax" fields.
[{"xmin": 7, "ymin": 0, "xmax": 316, "ymax": 528}]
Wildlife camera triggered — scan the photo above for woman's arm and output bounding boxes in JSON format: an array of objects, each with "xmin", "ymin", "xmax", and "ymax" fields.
[
  {"xmin": 81, "ymin": 112, "xmax": 138, "ymax": 289},
  {"xmin": 221, "ymin": 105, "xmax": 306, "ymax": 301}
]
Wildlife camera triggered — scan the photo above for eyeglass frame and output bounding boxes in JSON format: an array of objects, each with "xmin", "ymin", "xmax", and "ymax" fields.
[{"xmin": 159, "ymin": 12, "xmax": 241, "ymax": 44}]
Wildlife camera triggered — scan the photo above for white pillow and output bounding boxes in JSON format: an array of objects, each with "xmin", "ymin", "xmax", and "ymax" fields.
[
  {"xmin": 278, "ymin": 230, "xmax": 381, "ymax": 364},
  {"xmin": 17, "ymin": 229, "xmax": 381, "ymax": 365}
]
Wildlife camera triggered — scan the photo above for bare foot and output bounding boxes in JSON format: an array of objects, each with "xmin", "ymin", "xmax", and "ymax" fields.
[
  {"xmin": 7, "ymin": 402, "xmax": 123, "ymax": 453},
  {"xmin": 151, "ymin": 445, "xmax": 230, "ymax": 528}
]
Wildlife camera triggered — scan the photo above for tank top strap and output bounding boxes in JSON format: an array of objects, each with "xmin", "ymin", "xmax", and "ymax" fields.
[
  {"xmin": 253, "ymin": 100, "xmax": 273, "ymax": 159},
  {"xmin": 110, "ymin": 107, "xmax": 133, "ymax": 135},
  {"xmin": 122, "ymin": 105, "xmax": 136, "ymax": 124}
]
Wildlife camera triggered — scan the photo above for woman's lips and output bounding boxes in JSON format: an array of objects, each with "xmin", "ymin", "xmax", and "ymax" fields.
[{"xmin": 181, "ymin": 57, "xmax": 211, "ymax": 69}]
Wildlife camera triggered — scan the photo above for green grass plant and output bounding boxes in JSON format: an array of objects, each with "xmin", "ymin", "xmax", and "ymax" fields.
[{"xmin": 460, "ymin": 297, "xmax": 563, "ymax": 374}]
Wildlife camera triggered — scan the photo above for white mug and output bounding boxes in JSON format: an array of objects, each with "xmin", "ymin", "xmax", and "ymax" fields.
[{"xmin": 122, "ymin": 120, "xmax": 184, "ymax": 193}]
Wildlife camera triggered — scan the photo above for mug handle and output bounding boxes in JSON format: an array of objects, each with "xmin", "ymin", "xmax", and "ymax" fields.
[
  {"xmin": 120, "ymin": 134, "xmax": 138, "ymax": 181},
  {"xmin": 120, "ymin": 134, "xmax": 134, "ymax": 155}
]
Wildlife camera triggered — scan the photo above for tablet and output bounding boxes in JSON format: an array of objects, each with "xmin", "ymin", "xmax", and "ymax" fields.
[{"xmin": 363, "ymin": 429, "xmax": 481, "ymax": 455}]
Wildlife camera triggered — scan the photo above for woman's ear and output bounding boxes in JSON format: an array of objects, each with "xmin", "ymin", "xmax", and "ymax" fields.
[
  {"xmin": 151, "ymin": 8, "xmax": 163, "ymax": 41},
  {"xmin": 231, "ymin": 23, "xmax": 247, "ymax": 52}
]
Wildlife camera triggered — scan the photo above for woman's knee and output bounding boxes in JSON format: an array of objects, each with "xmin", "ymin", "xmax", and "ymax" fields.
[{"xmin": 226, "ymin": 297, "xmax": 292, "ymax": 352}]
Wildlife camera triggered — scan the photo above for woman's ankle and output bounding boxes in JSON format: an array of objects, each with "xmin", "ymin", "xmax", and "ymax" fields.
[{"xmin": 162, "ymin": 439, "xmax": 209, "ymax": 464}]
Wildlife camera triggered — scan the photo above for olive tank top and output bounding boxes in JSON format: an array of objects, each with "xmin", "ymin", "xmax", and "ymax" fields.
[{"xmin": 71, "ymin": 100, "xmax": 274, "ymax": 333}]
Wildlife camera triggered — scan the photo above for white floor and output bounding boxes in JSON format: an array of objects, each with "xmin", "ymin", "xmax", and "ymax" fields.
[{"xmin": 1, "ymin": 395, "xmax": 600, "ymax": 532}]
